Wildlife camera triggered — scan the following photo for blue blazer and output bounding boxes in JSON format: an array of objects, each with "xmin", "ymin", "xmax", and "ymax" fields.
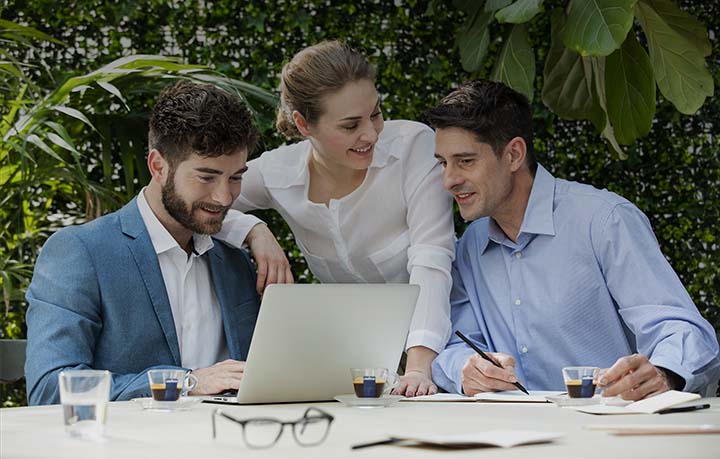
[{"xmin": 25, "ymin": 199, "xmax": 260, "ymax": 405}]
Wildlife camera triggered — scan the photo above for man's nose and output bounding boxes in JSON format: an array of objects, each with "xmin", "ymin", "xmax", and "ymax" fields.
[
  {"xmin": 442, "ymin": 164, "xmax": 463, "ymax": 191},
  {"xmin": 211, "ymin": 181, "xmax": 234, "ymax": 207}
]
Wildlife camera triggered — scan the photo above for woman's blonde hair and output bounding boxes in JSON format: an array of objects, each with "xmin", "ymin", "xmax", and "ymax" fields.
[{"xmin": 275, "ymin": 40, "xmax": 376, "ymax": 138}]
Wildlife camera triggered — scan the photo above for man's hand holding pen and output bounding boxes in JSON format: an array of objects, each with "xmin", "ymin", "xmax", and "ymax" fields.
[{"xmin": 461, "ymin": 352, "xmax": 520, "ymax": 396}]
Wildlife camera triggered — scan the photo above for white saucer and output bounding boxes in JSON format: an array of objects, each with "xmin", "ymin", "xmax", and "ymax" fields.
[
  {"xmin": 546, "ymin": 394, "xmax": 602, "ymax": 407},
  {"xmin": 334, "ymin": 394, "xmax": 403, "ymax": 408},
  {"xmin": 132, "ymin": 397, "xmax": 203, "ymax": 412}
]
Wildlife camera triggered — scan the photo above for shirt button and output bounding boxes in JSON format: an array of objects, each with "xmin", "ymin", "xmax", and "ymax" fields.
[
  {"xmin": 514, "ymin": 299, "xmax": 521, "ymax": 306},
  {"xmin": 521, "ymin": 346, "xmax": 528, "ymax": 353},
  {"xmin": 515, "ymin": 252, "xmax": 522, "ymax": 259}
]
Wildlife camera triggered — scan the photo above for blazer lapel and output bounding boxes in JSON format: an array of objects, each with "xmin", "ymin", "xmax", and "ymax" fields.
[
  {"xmin": 119, "ymin": 199, "xmax": 182, "ymax": 366},
  {"xmin": 207, "ymin": 248, "xmax": 243, "ymax": 360}
]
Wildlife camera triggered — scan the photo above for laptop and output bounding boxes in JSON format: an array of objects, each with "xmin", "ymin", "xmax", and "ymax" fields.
[{"xmin": 204, "ymin": 283, "xmax": 419, "ymax": 404}]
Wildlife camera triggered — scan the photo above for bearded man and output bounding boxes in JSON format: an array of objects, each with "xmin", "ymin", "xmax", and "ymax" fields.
[{"xmin": 26, "ymin": 81, "xmax": 261, "ymax": 405}]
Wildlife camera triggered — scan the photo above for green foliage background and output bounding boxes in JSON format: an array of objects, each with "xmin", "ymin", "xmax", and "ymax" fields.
[{"xmin": 1, "ymin": 0, "xmax": 717, "ymax": 405}]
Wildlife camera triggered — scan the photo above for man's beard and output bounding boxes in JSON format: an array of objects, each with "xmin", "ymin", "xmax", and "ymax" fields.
[{"xmin": 161, "ymin": 172, "xmax": 229, "ymax": 235}]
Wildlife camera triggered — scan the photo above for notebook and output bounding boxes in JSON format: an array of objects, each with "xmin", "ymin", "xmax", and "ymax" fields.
[
  {"xmin": 572, "ymin": 390, "xmax": 702, "ymax": 415},
  {"xmin": 402, "ymin": 390, "xmax": 562, "ymax": 403}
]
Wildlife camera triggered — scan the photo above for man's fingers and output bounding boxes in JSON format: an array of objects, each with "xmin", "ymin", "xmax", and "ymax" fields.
[
  {"xmin": 603, "ymin": 364, "xmax": 655, "ymax": 398},
  {"xmin": 493, "ymin": 353, "xmax": 516, "ymax": 369},
  {"xmin": 473, "ymin": 357, "xmax": 517, "ymax": 383},
  {"xmin": 601, "ymin": 354, "xmax": 647, "ymax": 386},
  {"xmin": 465, "ymin": 366, "xmax": 516, "ymax": 393}
]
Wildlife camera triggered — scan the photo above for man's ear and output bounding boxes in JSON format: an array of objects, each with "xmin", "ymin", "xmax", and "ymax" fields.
[
  {"xmin": 147, "ymin": 149, "xmax": 170, "ymax": 184},
  {"xmin": 505, "ymin": 137, "xmax": 527, "ymax": 173},
  {"xmin": 291, "ymin": 110, "xmax": 312, "ymax": 137}
]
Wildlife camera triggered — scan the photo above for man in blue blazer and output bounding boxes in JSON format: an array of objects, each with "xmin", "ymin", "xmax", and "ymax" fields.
[{"xmin": 26, "ymin": 81, "xmax": 262, "ymax": 405}]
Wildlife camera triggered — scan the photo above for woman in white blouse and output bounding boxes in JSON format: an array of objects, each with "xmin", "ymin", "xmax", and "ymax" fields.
[{"xmin": 219, "ymin": 41, "xmax": 454, "ymax": 396}]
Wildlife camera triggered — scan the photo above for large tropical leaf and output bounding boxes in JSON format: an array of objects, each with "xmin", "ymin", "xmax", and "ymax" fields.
[
  {"xmin": 591, "ymin": 58, "xmax": 626, "ymax": 158},
  {"xmin": 485, "ymin": 0, "xmax": 513, "ymax": 11},
  {"xmin": 457, "ymin": 11, "xmax": 494, "ymax": 73},
  {"xmin": 635, "ymin": 1, "xmax": 713, "ymax": 114},
  {"xmin": 491, "ymin": 24, "xmax": 535, "ymax": 101},
  {"xmin": 642, "ymin": 0, "xmax": 711, "ymax": 56},
  {"xmin": 562, "ymin": 0, "xmax": 637, "ymax": 56},
  {"xmin": 605, "ymin": 32, "xmax": 655, "ymax": 144},
  {"xmin": 542, "ymin": 9, "xmax": 605, "ymax": 131},
  {"xmin": 495, "ymin": 0, "xmax": 544, "ymax": 24},
  {"xmin": 453, "ymin": 0, "xmax": 484, "ymax": 16}
]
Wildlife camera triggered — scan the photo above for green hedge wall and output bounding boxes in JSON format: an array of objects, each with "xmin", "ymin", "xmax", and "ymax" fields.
[{"xmin": 2, "ymin": 0, "xmax": 718, "ymax": 403}]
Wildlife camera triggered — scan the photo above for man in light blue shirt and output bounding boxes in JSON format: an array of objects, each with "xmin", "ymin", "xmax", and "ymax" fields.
[{"xmin": 427, "ymin": 80, "xmax": 719, "ymax": 400}]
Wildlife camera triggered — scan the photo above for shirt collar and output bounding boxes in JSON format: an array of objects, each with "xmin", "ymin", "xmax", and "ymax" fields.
[
  {"xmin": 479, "ymin": 164, "xmax": 556, "ymax": 254},
  {"xmin": 275, "ymin": 131, "xmax": 402, "ymax": 188},
  {"xmin": 518, "ymin": 164, "xmax": 556, "ymax": 238},
  {"xmin": 136, "ymin": 188, "xmax": 214, "ymax": 256}
]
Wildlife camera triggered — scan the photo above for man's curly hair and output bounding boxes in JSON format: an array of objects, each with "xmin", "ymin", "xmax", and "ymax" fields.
[{"xmin": 148, "ymin": 81, "xmax": 259, "ymax": 165}]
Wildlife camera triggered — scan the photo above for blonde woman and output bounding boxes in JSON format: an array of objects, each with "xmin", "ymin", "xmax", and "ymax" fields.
[{"xmin": 220, "ymin": 41, "xmax": 454, "ymax": 396}]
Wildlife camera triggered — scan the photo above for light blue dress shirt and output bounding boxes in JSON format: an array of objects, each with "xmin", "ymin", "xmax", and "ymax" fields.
[{"xmin": 432, "ymin": 165, "xmax": 719, "ymax": 394}]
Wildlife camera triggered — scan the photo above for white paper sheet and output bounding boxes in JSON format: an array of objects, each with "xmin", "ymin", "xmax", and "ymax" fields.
[
  {"xmin": 474, "ymin": 390, "xmax": 563, "ymax": 403},
  {"xmin": 400, "ymin": 393, "xmax": 475, "ymax": 402},
  {"xmin": 573, "ymin": 391, "xmax": 701, "ymax": 415}
]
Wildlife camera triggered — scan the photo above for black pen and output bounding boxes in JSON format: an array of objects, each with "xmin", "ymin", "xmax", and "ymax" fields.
[
  {"xmin": 351, "ymin": 438, "xmax": 402, "ymax": 450},
  {"xmin": 657, "ymin": 403, "xmax": 710, "ymax": 415},
  {"xmin": 455, "ymin": 330, "xmax": 530, "ymax": 395}
]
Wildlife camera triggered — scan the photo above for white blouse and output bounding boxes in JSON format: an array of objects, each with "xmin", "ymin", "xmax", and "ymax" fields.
[{"xmin": 218, "ymin": 120, "xmax": 455, "ymax": 353}]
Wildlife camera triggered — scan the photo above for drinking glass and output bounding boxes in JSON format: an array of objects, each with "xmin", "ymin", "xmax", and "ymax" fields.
[{"xmin": 58, "ymin": 370, "xmax": 111, "ymax": 439}]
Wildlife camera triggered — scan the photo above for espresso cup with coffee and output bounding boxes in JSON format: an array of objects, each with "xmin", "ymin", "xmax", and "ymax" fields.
[
  {"xmin": 562, "ymin": 366, "xmax": 599, "ymax": 398},
  {"xmin": 147, "ymin": 369, "xmax": 198, "ymax": 402},
  {"xmin": 350, "ymin": 368, "xmax": 399, "ymax": 398}
]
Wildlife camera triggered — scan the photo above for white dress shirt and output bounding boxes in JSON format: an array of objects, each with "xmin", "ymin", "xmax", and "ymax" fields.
[
  {"xmin": 137, "ymin": 189, "xmax": 229, "ymax": 370},
  {"xmin": 218, "ymin": 120, "xmax": 455, "ymax": 353}
]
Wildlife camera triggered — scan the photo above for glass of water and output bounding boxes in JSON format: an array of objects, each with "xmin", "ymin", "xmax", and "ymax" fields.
[{"xmin": 58, "ymin": 370, "xmax": 111, "ymax": 439}]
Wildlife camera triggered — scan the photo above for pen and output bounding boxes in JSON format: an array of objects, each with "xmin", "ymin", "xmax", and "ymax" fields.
[
  {"xmin": 455, "ymin": 330, "xmax": 530, "ymax": 395},
  {"xmin": 657, "ymin": 403, "xmax": 710, "ymax": 415},
  {"xmin": 351, "ymin": 438, "xmax": 402, "ymax": 449}
]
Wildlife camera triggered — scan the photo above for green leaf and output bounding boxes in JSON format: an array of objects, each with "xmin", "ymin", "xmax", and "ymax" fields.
[
  {"xmin": 605, "ymin": 32, "xmax": 655, "ymax": 144},
  {"xmin": 453, "ymin": 0, "xmax": 485, "ymax": 16},
  {"xmin": 97, "ymin": 80, "xmax": 129, "ymax": 109},
  {"xmin": 495, "ymin": 0, "xmax": 544, "ymax": 24},
  {"xmin": 44, "ymin": 121, "xmax": 81, "ymax": 159},
  {"xmin": 591, "ymin": 58, "xmax": 627, "ymax": 158},
  {"xmin": 53, "ymin": 106, "xmax": 97, "ymax": 132},
  {"xmin": 635, "ymin": 2, "xmax": 713, "ymax": 114},
  {"xmin": 0, "ymin": 19, "xmax": 68, "ymax": 46},
  {"xmin": 45, "ymin": 132, "xmax": 77, "ymax": 155},
  {"xmin": 485, "ymin": 0, "xmax": 513, "ymax": 12},
  {"xmin": 490, "ymin": 25, "xmax": 535, "ymax": 101},
  {"xmin": 562, "ymin": 0, "xmax": 636, "ymax": 56},
  {"xmin": 641, "ymin": 0, "xmax": 711, "ymax": 56},
  {"xmin": 457, "ymin": 12, "xmax": 493, "ymax": 72},
  {"xmin": 25, "ymin": 134, "xmax": 64, "ymax": 163},
  {"xmin": 542, "ymin": 9, "xmax": 605, "ymax": 131}
]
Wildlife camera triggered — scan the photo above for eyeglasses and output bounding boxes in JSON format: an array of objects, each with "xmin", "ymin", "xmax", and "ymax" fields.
[{"xmin": 212, "ymin": 407, "xmax": 334, "ymax": 449}]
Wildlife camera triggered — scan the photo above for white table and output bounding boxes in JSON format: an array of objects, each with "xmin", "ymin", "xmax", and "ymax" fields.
[{"xmin": 2, "ymin": 398, "xmax": 719, "ymax": 457}]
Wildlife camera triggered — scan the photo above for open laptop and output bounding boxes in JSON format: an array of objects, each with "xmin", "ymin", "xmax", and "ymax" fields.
[{"xmin": 204, "ymin": 283, "xmax": 419, "ymax": 404}]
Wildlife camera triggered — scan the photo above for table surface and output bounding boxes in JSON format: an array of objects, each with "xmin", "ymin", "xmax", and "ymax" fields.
[{"xmin": 2, "ymin": 397, "xmax": 719, "ymax": 458}]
